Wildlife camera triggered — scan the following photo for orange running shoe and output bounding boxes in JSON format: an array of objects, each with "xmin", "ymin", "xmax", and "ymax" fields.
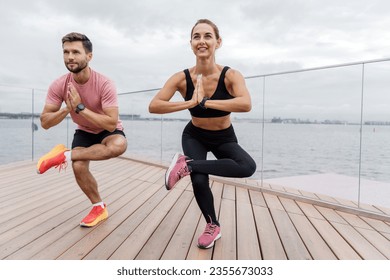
[
  {"xmin": 36, "ymin": 144, "xmax": 69, "ymax": 174},
  {"xmin": 80, "ymin": 204, "xmax": 108, "ymax": 227}
]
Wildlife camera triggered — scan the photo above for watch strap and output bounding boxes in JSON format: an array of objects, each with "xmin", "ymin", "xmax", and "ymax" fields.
[
  {"xmin": 75, "ymin": 103, "xmax": 85, "ymax": 114},
  {"xmin": 199, "ymin": 97, "xmax": 209, "ymax": 109}
]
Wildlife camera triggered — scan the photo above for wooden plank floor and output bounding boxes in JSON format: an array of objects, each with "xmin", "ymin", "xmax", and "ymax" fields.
[{"xmin": 0, "ymin": 157, "xmax": 390, "ymax": 260}]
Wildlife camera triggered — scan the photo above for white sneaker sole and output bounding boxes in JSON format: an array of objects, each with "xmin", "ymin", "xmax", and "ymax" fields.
[
  {"xmin": 198, "ymin": 233, "xmax": 222, "ymax": 249},
  {"xmin": 165, "ymin": 152, "xmax": 180, "ymax": 190}
]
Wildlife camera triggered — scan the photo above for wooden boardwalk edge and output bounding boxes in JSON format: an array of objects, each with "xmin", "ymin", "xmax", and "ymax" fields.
[{"xmin": 1, "ymin": 157, "xmax": 390, "ymax": 260}]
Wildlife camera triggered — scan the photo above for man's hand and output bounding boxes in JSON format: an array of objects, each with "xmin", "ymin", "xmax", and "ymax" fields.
[
  {"xmin": 67, "ymin": 82, "xmax": 82, "ymax": 109},
  {"xmin": 65, "ymin": 96, "xmax": 73, "ymax": 112}
]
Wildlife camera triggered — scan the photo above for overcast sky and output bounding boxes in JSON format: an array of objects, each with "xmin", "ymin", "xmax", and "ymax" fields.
[{"xmin": 1, "ymin": 0, "xmax": 390, "ymax": 120}]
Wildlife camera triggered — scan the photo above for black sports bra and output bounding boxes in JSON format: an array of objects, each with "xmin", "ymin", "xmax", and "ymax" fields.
[{"xmin": 184, "ymin": 66, "xmax": 234, "ymax": 118}]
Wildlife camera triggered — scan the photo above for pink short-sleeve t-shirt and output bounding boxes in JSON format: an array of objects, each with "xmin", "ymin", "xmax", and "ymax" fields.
[{"xmin": 46, "ymin": 68, "xmax": 123, "ymax": 134}]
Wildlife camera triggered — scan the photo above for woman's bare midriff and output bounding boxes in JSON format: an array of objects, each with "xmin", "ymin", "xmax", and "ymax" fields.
[{"xmin": 191, "ymin": 115, "xmax": 231, "ymax": 130}]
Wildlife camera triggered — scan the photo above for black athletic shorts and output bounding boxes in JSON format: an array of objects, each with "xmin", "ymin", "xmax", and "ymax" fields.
[{"xmin": 72, "ymin": 129, "xmax": 126, "ymax": 149}]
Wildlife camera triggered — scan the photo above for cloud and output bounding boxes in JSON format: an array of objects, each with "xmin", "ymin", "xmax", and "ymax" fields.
[{"xmin": 1, "ymin": 0, "xmax": 390, "ymax": 121}]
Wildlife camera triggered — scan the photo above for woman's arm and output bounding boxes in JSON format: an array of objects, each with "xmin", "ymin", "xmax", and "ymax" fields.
[
  {"xmin": 149, "ymin": 72, "xmax": 198, "ymax": 114},
  {"xmin": 203, "ymin": 68, "xmax": 252, "ymax": 112}
]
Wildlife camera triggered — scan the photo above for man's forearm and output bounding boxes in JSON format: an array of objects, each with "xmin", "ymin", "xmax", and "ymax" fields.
[
  {"xmin": 78, "ymin": 108, "xmax": 118, "ymax": 132},
  {"xmin": 40, "ymin": 108, "xmax": 70, "ymax": 129}
]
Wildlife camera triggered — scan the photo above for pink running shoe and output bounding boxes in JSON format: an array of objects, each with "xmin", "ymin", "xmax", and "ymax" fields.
[
  {"xmin": 165, "ymin": 152, "xmax": 191, "ymax": 190},
  {"xmin": 198, "ymin": 223, "xmax": 221, "ymax": 249}
]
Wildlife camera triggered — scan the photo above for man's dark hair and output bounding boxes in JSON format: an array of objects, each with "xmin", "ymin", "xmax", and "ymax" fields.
[{"xmin": 62, "ymin": 32, "xmax": 93, "ymax": 53}]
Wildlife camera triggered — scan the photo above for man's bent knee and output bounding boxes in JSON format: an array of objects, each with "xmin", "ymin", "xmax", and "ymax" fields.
[
  {"xmin": 105, "ymin": 137, "xmax": 127, "ymax": 158},
  {"xmin": 72, "ymin": 160, "xmax": 90, "ymax": 174}
]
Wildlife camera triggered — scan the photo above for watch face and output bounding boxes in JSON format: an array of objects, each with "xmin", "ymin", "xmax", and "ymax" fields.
[{"xmin": 75, "ymin": 103, "xmax": 85, "ymax": 113}]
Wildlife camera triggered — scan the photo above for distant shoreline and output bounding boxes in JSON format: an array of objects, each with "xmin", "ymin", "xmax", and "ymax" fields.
[{"xmin": 1, "ymin": 112, "xmax": 389, "ymax": 126}]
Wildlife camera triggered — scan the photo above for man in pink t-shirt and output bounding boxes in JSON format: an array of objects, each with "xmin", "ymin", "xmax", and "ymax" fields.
[{"xmin": 36, "ymin": 32, "xmax": 128, "ymax": 227}]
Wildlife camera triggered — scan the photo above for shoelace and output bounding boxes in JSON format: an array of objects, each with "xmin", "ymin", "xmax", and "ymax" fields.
[
  {"xmin": 55, "ymin": 161, "xmax": 68, "ymax": 172},
  {"xmin": 204, "ymin": 223, "xmax": 217, "ymax": 236},
  {"xmin": 176, "ymin": 165, "xmax": 190, "ymax": 178}
]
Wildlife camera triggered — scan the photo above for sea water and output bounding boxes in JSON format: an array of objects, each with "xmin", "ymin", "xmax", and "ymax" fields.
[
  {"xmin": 1, "ymin": 118, "xmax": 389, "ymax": 183},
  {"xmin": 2, "ymin": 118, "xmax": 390, "ymax": 207}
]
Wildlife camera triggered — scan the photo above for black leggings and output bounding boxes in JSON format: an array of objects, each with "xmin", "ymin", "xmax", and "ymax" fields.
[{"xmin": 182, "ymin": 121, "xmax": 256, "ymax": 225}]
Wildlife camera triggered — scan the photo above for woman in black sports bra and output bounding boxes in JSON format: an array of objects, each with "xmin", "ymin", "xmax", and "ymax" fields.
[{"xmin": 149, "ymin": 19, "xmax": 256, "ymax": 249}]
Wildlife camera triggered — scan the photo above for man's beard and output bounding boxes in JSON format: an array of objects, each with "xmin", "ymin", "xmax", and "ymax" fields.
[{"xmin": 65, "ymin": 61, "xmax": 88, "ymax": 73}]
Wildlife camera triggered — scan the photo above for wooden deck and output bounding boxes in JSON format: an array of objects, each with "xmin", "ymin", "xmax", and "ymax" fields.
[{"xmin": 0, "ymin": 156, "xmax": 390, "ymax": 260}]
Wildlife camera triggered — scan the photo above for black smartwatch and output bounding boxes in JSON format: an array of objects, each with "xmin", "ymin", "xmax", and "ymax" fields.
[
  {"xmin": 199, "ymin": 97, "xmax": 209, "ymax": 109},
  {"xmin": 75, "ymin": 103, "xmax": 85, "ymax": 114}
]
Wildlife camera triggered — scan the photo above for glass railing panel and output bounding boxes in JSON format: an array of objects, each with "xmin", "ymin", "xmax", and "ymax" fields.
[
  {"xmin": 32, "ymin": 89, "xmax": 77, "ymax": 161},
  {"xmin": 261, "ymin": 65, "xmax": 363, "ymax": 204},
  {"xmin": 232, "ymin": 77, "xmax": 265, "ymax": 180},
  {"xmin": 2, "ymin": 58, "xmax": 390, "ymax": 210},
  {"xmin": 1, "ymin": 116, "xmax": 34, "ymax": 164},
  {"xmin": 0, "ymin": 86, "xmax": 36, "ymax": 164},
  {"xmin": 160, "ymin": 114, "xmax": 189, "ymax": 162},
  {"xmin": 151, "ymin": 92, "xmax": 190, "ymax": 163},
  {"xmin": 118, "ymin": 91, "xmax": 162, "ymax": 162},
  {"xmin": 359, "ymin": 61, "xmax": 390, "ymax": 208},
  {"xmin": 123, "ymin": 117, "xmax": 165, "ymax": 161}
]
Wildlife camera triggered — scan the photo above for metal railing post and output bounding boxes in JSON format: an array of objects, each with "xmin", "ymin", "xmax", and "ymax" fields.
[
  {"xmin": 31, "ymin": 88, "xmax": 35, "ymax": 161},
  {"xmin": 160, "ymin": 115, "xmax": 164, "ymax": 162},
  {"xmin": 357, "ymin": 63, "xmax": 366, "ymax": 207},
  {"xmin": 260, "ymin": 76, "xmax": 266, "ymax": 187}
]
